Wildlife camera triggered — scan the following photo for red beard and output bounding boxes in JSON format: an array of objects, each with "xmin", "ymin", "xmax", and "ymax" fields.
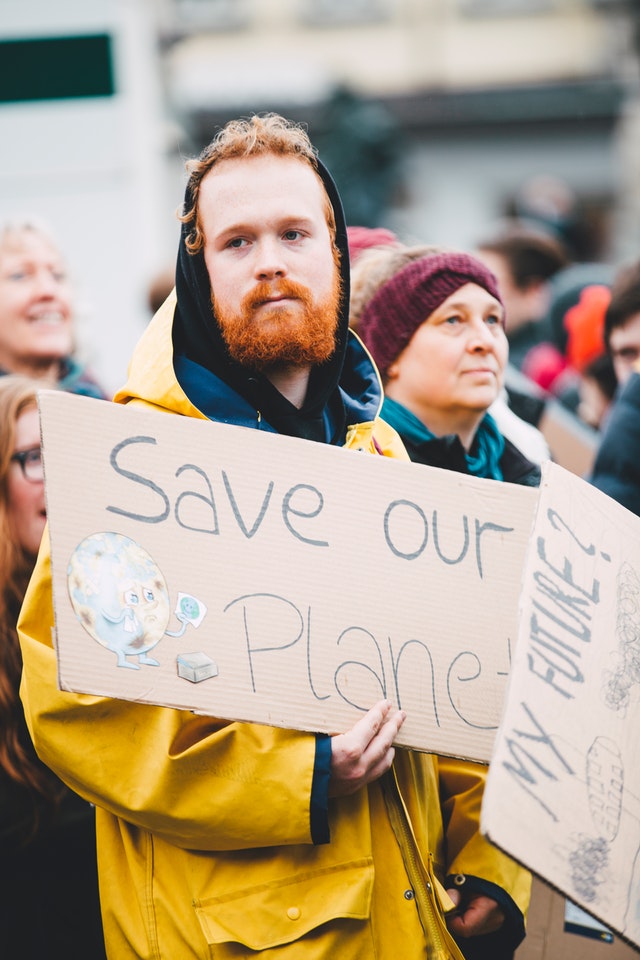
[{"xmin": 213, "ymin": 271, "xmax": 342, "ymax": 371}]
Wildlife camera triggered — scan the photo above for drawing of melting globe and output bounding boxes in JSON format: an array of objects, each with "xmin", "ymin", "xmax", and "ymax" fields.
[{"xmin": 67, "ymin": 532, "xmax": 171, "ymax": 670}]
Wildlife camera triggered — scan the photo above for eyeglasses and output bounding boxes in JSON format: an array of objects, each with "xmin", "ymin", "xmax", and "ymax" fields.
[{"xmin": 10, "ymin": 446, "xmax": 44, "ymax": 483}]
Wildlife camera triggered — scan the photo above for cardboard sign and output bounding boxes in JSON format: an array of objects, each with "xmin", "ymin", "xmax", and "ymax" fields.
[
  {"xmin": 482, "ymin": 462, "xmax": 640, "ymax": 950},
  {"xmin": 538, "ymin": 400, "xmax": 599, "ymax": 478},
  {"xmin": 39, "ymin": 390, "xmax": 537, "ymax": 764}
]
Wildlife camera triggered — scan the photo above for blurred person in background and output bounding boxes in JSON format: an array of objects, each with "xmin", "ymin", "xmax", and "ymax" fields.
[
  {"xmin": 589, "ymin": 257, "xmax": 640, "ymax": 515},
  {"xmin": 524, "ymin": 279, "xmax": 617, "ymax": 433},
  {"xmin": 0, "ymin": 375, "xmax": 105, "ymax": 958},
  {"xmin": 474, "ymin": 222, "xmax": 570, "ymax": 438},
  {"xmin": 0, "ymin": 219, "xmax": 108, "ymax": 398},
  {"xmin": 603, "ymin": 258, "xmax": 640, "ymax": 388},
  {"xmin": 522, "ymin": 262, "xmax": 614, "ymax": 405},
  {"xmin": 510, "ymin": 173, "xmax": 600, "ymax": 263},
  {"xmin": 576, "ymin": 351, "xmax": 617, "ymax": 431},
  {"xmin": 562, "ymin": 283, "xmax": 616, "ymax": 431},
  {"xmin": 475, "ymin": 221, "xmax": 570, "ymax": 372}
]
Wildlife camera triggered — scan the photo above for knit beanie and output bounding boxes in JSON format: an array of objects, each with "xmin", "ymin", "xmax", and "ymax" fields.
[{"xmin": 358, "ymin": 251, "xmax": 503, "ymax": 378}]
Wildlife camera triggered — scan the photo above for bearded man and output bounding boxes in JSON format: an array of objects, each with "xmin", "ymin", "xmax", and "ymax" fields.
[{"xmin": 19, "ymin": 114, "xmax": 530, "ymax": 959}]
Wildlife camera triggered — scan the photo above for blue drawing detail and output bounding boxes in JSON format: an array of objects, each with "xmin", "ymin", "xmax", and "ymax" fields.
[{"xmin": 165, "ymin": 592, "xmax": 207, "ymax": 637}]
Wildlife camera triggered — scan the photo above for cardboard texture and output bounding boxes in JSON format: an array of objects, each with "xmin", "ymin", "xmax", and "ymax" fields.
[
  {"xmin": 515, "ymin": 877, "xmax": 638, "ymax": 960},
  {"xmin": 516, "ymin": 879, "xmax": 638, "ymax": 960},
  {"xmin": 482, "ymin": 461, "xmax": 640, "ymax": 950},
  {"xmin": 538, "ymin": 400, "xmax": 599, "ymax": 478},
  {"xmin": 39, "ymin": 390, "xmax": 537, "ymax": 763}
]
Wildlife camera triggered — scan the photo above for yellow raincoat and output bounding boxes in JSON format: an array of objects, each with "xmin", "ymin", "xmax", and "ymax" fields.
[{"xmin": 19, "ymin": 294, "xmax": 529, "ymax": 958}]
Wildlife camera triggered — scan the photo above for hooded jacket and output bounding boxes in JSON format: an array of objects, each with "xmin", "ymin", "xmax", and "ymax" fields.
[{"xmin": 19, "ymin": 156, "xmax": 529, "ymax": 959}]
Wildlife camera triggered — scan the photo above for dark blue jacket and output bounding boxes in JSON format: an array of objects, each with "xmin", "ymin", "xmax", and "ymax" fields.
[{"xmin": 589, "ymin": 372, "xmax": 640, "ymax": 517}]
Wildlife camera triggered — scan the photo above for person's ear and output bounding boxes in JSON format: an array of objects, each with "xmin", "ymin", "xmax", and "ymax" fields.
[{"xmin": 386, "ymin": 360, "xmax": 399, "ymax": 380}]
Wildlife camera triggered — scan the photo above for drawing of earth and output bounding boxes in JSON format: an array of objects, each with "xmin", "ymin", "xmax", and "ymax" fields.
[{"xmin": 67, "ymin": 532, "xmax": 171, "ymax": 669}]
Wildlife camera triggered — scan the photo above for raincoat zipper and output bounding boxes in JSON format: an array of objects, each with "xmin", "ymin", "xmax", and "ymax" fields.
[{"xmin": 382, "ymin": 769, "xmax": 466, "ymax": 960}]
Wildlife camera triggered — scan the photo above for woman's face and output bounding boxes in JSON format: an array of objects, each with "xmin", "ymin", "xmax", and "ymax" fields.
[
  {"xmin": 385, "ymin": 283, "xmax": 508, "ymax": 437},
  {"xmin": 0, "ymin": 230, "xmax": 74, "ymax": 377},
  {"xmin": 7, "ymin": 405, "xmax": 46, "ymax": 557}
]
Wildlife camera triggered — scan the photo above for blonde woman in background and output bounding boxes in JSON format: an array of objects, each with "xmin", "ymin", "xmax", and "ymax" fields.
[{"xmin": 0, "ymin": 219, "xmax": 107, "ymax": 397}]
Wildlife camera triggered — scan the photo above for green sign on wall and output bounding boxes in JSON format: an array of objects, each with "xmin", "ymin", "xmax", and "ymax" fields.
[{"xmin": 0, "ymin": 34, "xmax": 114, "ymax": 103}]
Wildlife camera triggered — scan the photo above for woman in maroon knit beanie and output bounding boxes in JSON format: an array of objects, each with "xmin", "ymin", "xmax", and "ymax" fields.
[{"xmin": 356, "ymin": 249, "xmax": 540, "ymax": 486}]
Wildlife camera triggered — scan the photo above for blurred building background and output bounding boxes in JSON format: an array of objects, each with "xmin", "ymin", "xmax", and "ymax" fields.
[{"xmin": 2, "ymin": 0, "xmax": 640, "ymax": 391}]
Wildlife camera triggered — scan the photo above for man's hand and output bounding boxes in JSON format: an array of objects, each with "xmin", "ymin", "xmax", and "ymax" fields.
[
  {"xmin": 445, "ymin": 887, "xmax": 505, "ymax": 938},
  {"xmin": 329, "ymin": 699, "xmax": 406, "ymax": 797}
]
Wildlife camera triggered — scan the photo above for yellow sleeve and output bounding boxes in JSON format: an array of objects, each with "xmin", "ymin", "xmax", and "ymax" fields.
[{"xmin": 438, "ymin": 754, "xmax": 531, "ymax": 919}]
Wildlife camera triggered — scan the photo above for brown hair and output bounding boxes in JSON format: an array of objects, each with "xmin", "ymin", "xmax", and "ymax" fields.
[
  {"xmin": 180, "ymin": 113, "xmax": 336, "ymax": 254},
  {"xmin": 0, "ymin": 376, "xmax": 63, "ymax": 817},
  {"xmin": 475, "ymin": 223, "xmax": 569, "ymax": 291},
  {"xmin": 604, "ymin": 258, "xmax": 640, "ymax": 348}
]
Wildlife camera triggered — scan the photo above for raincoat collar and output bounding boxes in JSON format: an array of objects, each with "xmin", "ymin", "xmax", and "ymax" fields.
[{"xmin": 174, "ymin": 329, "xmax": 383, "ymax": 444}]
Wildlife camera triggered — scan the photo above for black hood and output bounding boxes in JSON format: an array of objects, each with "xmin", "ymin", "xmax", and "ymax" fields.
[{"xmin": 172, "ymin": 157, "xmax": 351, "ymax": 443}]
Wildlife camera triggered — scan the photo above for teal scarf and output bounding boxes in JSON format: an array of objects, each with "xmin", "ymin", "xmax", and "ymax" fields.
[{"xmin": 382, "ymin": 397, "xmax": 505, "ymax": 481}]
